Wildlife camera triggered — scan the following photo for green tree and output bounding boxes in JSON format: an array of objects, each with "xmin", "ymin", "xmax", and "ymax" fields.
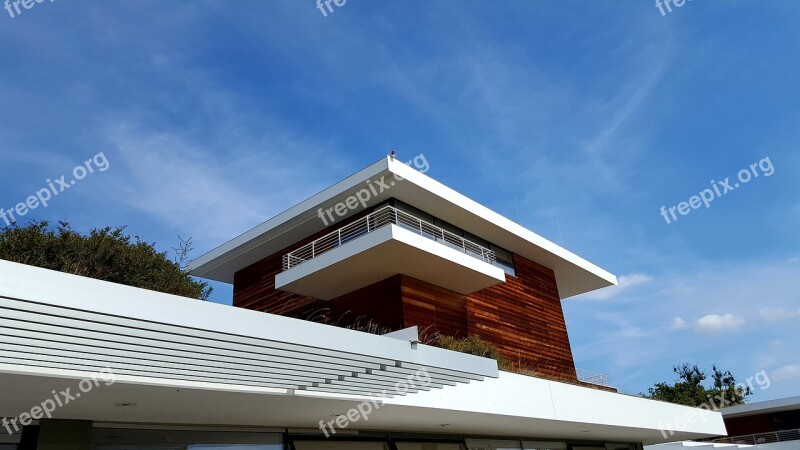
[
  {"xmin": 0, "ymin": 221, "xmax": 211, "ymax": 300},
  {"xmin": 643, "ymin": 363, "xmax": 751, "ymax": 407}
]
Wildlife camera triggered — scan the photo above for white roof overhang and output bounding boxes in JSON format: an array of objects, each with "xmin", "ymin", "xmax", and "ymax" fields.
[
  {"xmin": 0, "ymin": 261, "xmax": 724, "ymax": 444},
  {"xmin": 188, "ymin": 157, "xmax": 617, "ymax": 299}
]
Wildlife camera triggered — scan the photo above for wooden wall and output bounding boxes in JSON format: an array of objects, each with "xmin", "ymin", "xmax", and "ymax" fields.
[
  {"xmin": 233, "ymin": 222, "xmax": 577, "ymax": 381},
  {"xmin": 467, "ymin": 255, "xmax": 577, "ymax": 380},
  {"xmin": 233, "ymin": 208, "xmax": 372, "ymax": 320}
]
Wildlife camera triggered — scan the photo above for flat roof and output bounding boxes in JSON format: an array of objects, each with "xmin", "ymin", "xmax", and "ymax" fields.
[
  {"xmin": 189, "ymin": 156, "xmax": 617, "ymax": 299},
  {"xmin": 0, "ymin": 260, "xmax": 723, "ymax": 443},
  {"xmin": 721, "ymin": 396, "xmax": 800, "ymax": 419}
]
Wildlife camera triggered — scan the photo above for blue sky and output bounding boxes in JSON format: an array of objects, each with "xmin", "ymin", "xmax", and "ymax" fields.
[{"xmin": 1, "ymin": 1, "xmax": 798, "ymax": 401}]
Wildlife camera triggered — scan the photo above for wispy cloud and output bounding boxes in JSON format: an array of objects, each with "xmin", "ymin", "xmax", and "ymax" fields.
[
  {"xmin": 671, "ymin": 317, "xmax": 688, "ymax": 330},
  {"xmin": 581, "ymin": 272, "xmax": 653, "ymax": 300},
  {"xmin": 772, "ymin": 364, "xmax": 800, "ymax": 381},
  {"xmin": 759, "ymin": 307, "xmax": 800, "ymax": 322},
  {"xmin": 103, "ymin": 121, "xmax": 340, "ymax": 245}
]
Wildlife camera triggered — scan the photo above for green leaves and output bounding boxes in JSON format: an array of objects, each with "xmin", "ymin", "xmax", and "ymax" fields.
[
  {"xmin": 643, "ymin": 363, "xmax": 751, "ymax": 407},
  {"xmin": 0, "ymin": 221, "xmax": 211, "ymax": 300}
]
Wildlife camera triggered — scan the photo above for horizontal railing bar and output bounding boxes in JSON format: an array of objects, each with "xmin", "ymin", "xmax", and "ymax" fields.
[
  {"xmin": 283, "ymin": 205, "xmax": 496, "ymax": 271},
  {"xmin": 713, "ymin": 428, "xmax": 800, "ymax": 444}
]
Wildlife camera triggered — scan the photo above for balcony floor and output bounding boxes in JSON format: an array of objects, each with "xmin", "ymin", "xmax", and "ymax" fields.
[{"xmin": 275, "ymin": 224, "xmax": 506, "ymax": 300}]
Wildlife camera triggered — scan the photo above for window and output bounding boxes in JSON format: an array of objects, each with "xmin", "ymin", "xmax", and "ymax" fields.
[
  {"xmin": 491, "ymin": 245, "xmax": 516, "ymax": 277},
  {"xmin": 293, "ymin": 441, "xmax": 390, "ymax": 450},
  {"xmin": 91, "ymin": 428, "xmax": 283, "ymax": 449},
  {"xmin": 522, "ymin": 442, "xmax": 567, "ymax": 450},
  {"xmin": 396, "ymin": 443, "xmax": 466, "ymax": 450},
  {"xmin": 384, "ymin": 199, "xmax": 517, "ymax": 275},
  {"xmin": 465, "ymin": 439, "xmax": 521, "ymax": 450}
]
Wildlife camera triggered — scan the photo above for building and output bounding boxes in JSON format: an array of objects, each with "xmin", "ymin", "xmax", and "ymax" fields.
[
  {"xmin": 0, "ymin": 155, "xmax": 725, "ymax": 449},
  {"xmin": 649, "ymin": 396, "xmax": 800, "ymax": 450}
]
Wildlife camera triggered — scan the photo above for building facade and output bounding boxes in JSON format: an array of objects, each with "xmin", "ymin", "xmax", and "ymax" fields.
[{"xmin": 0, "ymin": 156, "xmax": 726, "ymax": 448}]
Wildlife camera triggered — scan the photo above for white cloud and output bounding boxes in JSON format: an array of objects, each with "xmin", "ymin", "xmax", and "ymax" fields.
[
  {"xmin": 759, "ymin": 307, "xmax": 800, "ymax": 322},
  {"xmin": 788, "ymin": 257, "xmax": 799, "ymax": 264},
  {"xmin": 671, "ymin": 317, "xmax": 688, "ymax": 330},
  {"xmin": 695, "ymin": 314, "xmax": 745, "ymax": 333},
  {"xmin": 581, "ymin": 272, "xmax": 653, "ymax": 300},
  {"xmin": 772, "ymin": 364, "xmax": 800, "ymax": 381}
]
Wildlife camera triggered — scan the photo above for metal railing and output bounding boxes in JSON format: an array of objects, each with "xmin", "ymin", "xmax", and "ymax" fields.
[
  {"xmin": 713, "ymin": 429, "xmax": 800, "ymax": 445},
  {"xmin": 576, "ymin": 368, "xmax": 612, "ymax": 387},
  {"xmin": 282, "ymin": 205, "xmax": 496, "ymax": 270}
]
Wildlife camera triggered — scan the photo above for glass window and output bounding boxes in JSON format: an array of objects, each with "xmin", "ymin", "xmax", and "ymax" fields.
[
  {"xmin": 92, "ymin": 428, "xmax": 283, "ymax": 449},
  {"xmin": 490, "ymin": 245, "xmax": 516, "ymax": 277},
  {"xmin": 293, "ymin": 441, "xmax": 390, "ymax": 450},
  {"xmin": 462, "ymin": 231, "xmax": 489, "ymax": 249},
  {"xmin": 522, "ymin": 442, "xmax": 567, "ymax": 450},
  {"xmin": 465, "ymin": 439, "xmax": 521, "ymax": 450},
  {"xmin": 396, "ymin": 443, "xmax": 466, "ymax": 450},
  {"xmin": 383, "ymin": 198, "xmax": 514, "ymax": 272},
  {"xmin": 393, "ymin": 200, "xmax": 435, "ymax": 224}
]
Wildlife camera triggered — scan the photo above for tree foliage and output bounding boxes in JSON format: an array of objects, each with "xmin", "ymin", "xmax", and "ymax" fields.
[
  {"xmin": 0, "ymin": 221, "xmax": 211, "ymax": 300},
  {"xmin": 643, "ymin": 363, "xmax": 751, "ymax": 407}
]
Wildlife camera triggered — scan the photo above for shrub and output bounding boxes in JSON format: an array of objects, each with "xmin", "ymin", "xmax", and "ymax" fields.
[
  {"xmin": 433, "ymin": 335, "xmax": 514, "ymax": 370},
  {"xmin": 0, "ymin": 221, "xmax": 210, "ymax": 300}
]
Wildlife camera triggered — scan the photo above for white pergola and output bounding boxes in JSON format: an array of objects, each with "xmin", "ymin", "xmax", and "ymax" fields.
[{"xmin": 0, "ymin": 260, "xmax": 497, "ymax": 399}]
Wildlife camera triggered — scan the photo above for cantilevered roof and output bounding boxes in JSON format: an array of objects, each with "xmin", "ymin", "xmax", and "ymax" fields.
[
  {"xmin": 0, "ymin": 260, "xmax": 497, "ymax": 397},
  {"xmin": 189, "ymin": 156, "xmax": 617, "ymax": 299},
  {"xmin": 720, "ymin": 396, "xmax": 800, "ymax": 418},
  {"xmin": 0, "ymin": 263, "xmax": 723, "ymax": 444}
]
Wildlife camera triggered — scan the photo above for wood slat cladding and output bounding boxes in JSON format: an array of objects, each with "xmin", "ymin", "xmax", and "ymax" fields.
[
  {"xmin": 400, "ymin": 276, "xmax": 467, "ymax": 338},
  {"xmin": 466, "ymin": 255, "xmax": 577, "ymax": 381},
  {"xmin": 234, "ymin": 218, "xmax": 577, "ymax": 381},
  {"xmin": 233, "ymin": 209, "xmax": 373, "ymax": 318},
  {"xmin": 328, "ymin": 275, "xmax": 405, "ymax": 330}
]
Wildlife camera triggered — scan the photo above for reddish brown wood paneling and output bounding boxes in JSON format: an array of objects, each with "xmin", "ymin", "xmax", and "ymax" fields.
[
  {"xmin": 725, "ymin": 410, "xmax": 800, "ymax": 436},
  {"xmin": 233, "ymin": 209, "xmax": 373, "ymax": 318},
  {"xmin": 400, "ymin": 276, "xmax": 468, "ymax": 338},
  {"xmin": 466, "ymin": 255, "xmax": 577, "ymax": 381},
  {"xmin": 328, "ymin": 275, "xmax": 405, "ymax": 330},
  {"xmin": 234, "ymin": 219, "xmax": 576, "ymax": 381}
]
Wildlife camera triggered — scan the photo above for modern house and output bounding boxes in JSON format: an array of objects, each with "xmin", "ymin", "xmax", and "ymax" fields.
[
  {"xmin": 716, "ymin": 396, "xmax": 800, "ymax": 447},
  {"xmin": 0, "ymin": 155, "xmax": 726, "ymax": 449},
  {"xmin": 649, "ymin": 396, "xmax": 800, "ymax": 450}
]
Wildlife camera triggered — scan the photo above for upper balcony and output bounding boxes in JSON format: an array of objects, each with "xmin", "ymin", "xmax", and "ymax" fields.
[{"xmin": 275, "ymin": 205, "xmax": 507, "ymax": 300}]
